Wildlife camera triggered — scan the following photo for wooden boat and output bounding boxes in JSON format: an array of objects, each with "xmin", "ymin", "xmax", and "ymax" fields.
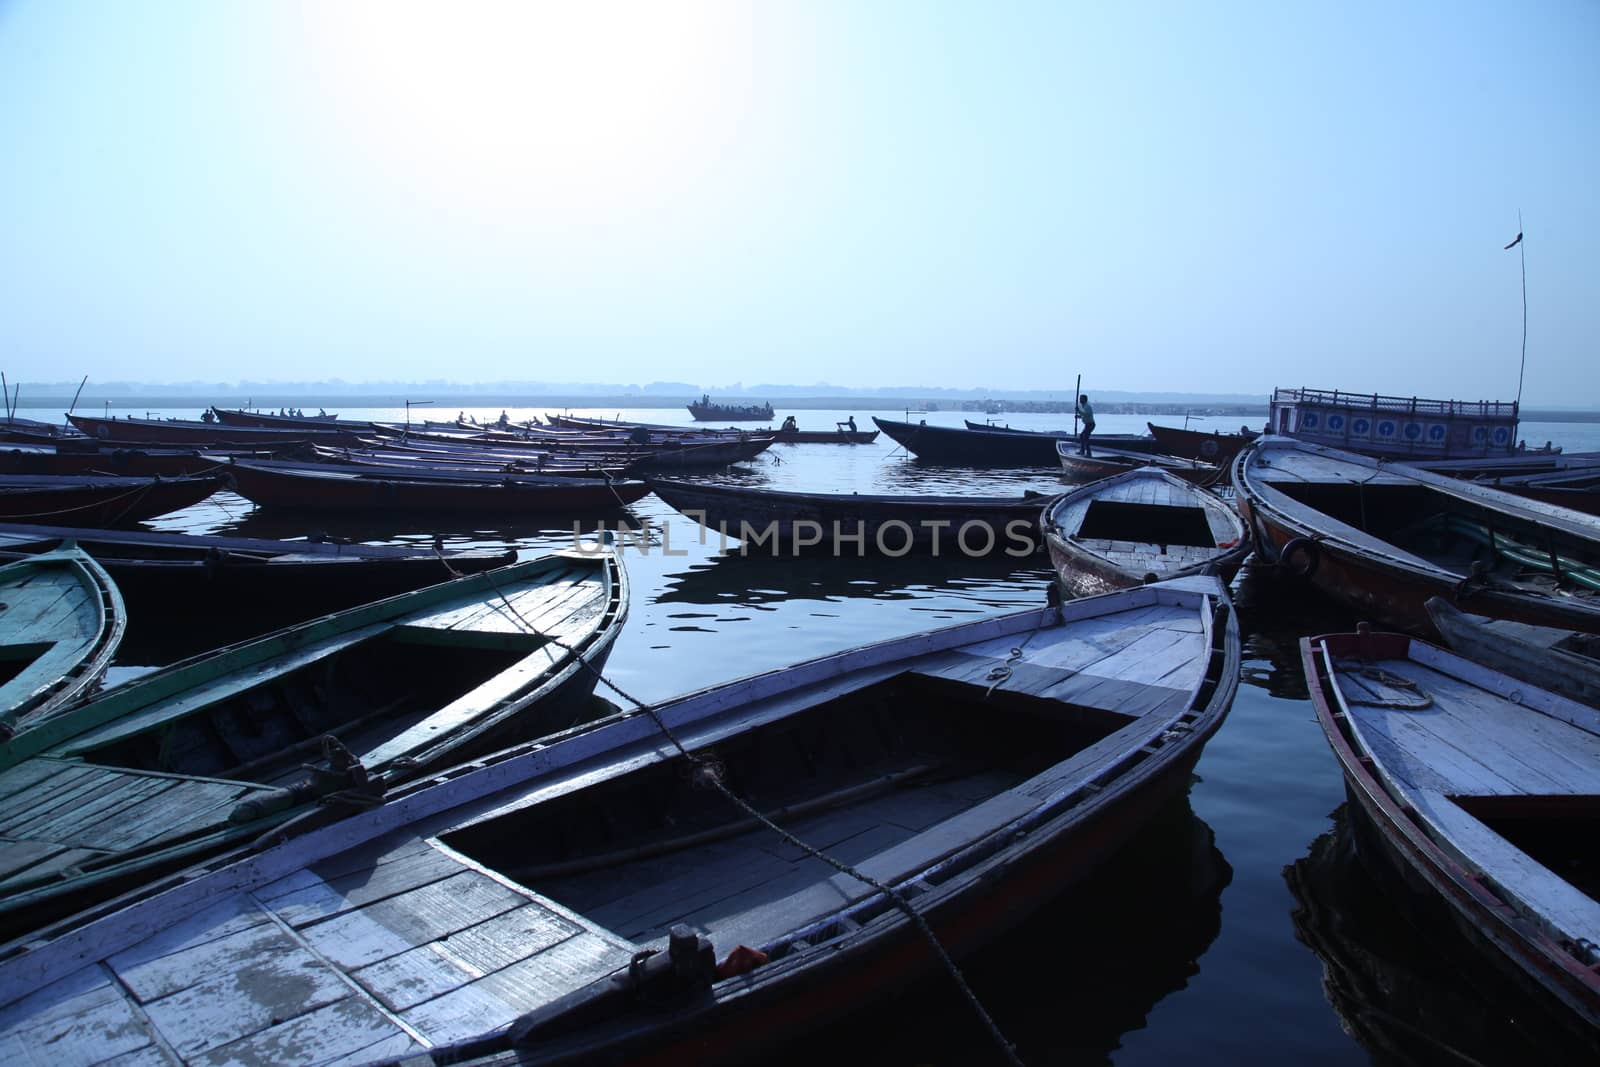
[
  {"xmin": 0, "ymin": 547, "xmax": 125, "ymax": 742},
  {"xmin": 963, "ymin": 420, "xmax": 1166, "ymax": 455},
  {"xmin": 876, "ymin": 417, "xmax": 1067, "ymax": 466},
  {"xmin": 0, "ymin": 547, "xmax": 626, "ymax": 935},
  {"xmin": 620, "ymin": 436, "xmax": 775, "ymax": 472},
  {"xmin": 223, "ymin": 460, "xmax": 651, "ymax": 515},
  {"xmin": 0, "ymin": 576, "xmax": 1237, "ymax": 1065},
  {"xmin": 1055, "ymin": 441, "xmax": 1223, "ymax": 486},
  {"xmin": 0, "ymin": 523, "xmax": 518, "ymax": 649},
  {"xmin": 649, "ymin": 477, "xmax": 1048, "ymax": 555},
  {"xmin": 1302, "ymin": 627, "xmax": 1600, "ymax": 1045},
  {"xmin": 1146, "ymin": 421, "xmax": 1258, "ymax": 464},
  {"xmin": 1268, "ymin": 387, "xmax": 1537, "ymax": 460},
  {"xmin": 687, "ymin": 396, "xmax": 774, "ymax": 421},
  {"xmin": 0, "ymin": 474, "xmax": 225, "ymax": 526},
  {"xmin": 549, "ymin": 413, "xmax": 879, "ymax": 445},
  {"xmin": 1235, "ymin": 436, "xmax": 1600, "ymax": 635},
  {"xmin": 0, "ymin": 445, "xmax": 243, "ymax": 478},
  {"xmin": 1425, "ymin": 596, "xmax": 1600, "ymax": 706},
  {"xmin": 66, "ymin": 413, "xmax": 363, "ymax": 448},
  {"xmin": 1478, "ymin": 466, "xmax": 1600, "ymax": 517},
  {"xmin": 1043, "ymin": 467, "xmax": 1248, "ymax": 598},
  {"xmin": 1285, "ymin": 807, "xmax": 1596, "ymax": 1066},
  {"xmin": 210, "ymin": 407, "xmax": 355, "ymax": 430}
]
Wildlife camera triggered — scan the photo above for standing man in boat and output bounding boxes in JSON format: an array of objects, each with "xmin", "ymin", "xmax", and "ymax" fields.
[{"xmin": 1076, "ymin": 394, "xmax": 1096, "ymax": 455}]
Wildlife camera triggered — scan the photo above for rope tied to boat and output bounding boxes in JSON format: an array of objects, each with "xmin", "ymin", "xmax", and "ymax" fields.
[
  {"xmin": 473, "ymin": 565, "xmax": 1027, "ymax": 1067},
  {"xmin": 1335, "ymin": 660, "xmax": 1434, "ymax": 709}
]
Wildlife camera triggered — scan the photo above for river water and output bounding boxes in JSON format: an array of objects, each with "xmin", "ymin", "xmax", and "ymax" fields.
[{"xmin": 17, "ymin": 404, "xmax": 1599, "ymax": 1065}]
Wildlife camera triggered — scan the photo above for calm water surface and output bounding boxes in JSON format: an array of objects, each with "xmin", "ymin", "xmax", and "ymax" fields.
[{"xmin": 21, "ymin": 405, "xmax": 1600, "ymax": 1065}]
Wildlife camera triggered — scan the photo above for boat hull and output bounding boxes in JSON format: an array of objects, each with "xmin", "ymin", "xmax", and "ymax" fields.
[
  {"xmin": 0, "ymin": 475, "xmax": 225, "ymax": 526},
  {"xmin": 1303, "ymin": 633, "xmax": 1600, "ymax": 1044},
  {"xmin": 225, "ymin": 462, "xmax": 650, "ymax": 514},
  {"xmin": 1235, "ymin": 437, "xmax": 1600, "ymax": 636},
  {"xmin": 650, "ymin": 478, "xmax": 1046, "ymax": 555}
]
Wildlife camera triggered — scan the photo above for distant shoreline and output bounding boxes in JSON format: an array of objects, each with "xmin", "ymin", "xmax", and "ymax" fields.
[{"xmin": 10, "ymin": 394, "xmax": 1600, "ymax": 423}]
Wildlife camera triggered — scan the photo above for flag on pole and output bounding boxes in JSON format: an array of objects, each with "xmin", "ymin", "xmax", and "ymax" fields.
[{"xmin": 1504, "ymin": 232, "xmax": 1523, "ymax": 250}]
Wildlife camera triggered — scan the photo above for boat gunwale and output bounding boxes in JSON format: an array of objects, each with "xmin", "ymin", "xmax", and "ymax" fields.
[{"xmin": 1300, "ymin": 631, "xmax": 1600, "ymax": 1028}]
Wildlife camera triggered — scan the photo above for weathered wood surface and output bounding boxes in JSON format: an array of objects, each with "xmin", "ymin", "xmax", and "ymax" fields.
[
  {"xmin": 0, "ymin": 578, "xmax": 1233, "ymax": 1065},
  {"xmin": 0, "ymin": 548, "xmax": 124, "ymax": 738},
  {"xmin": 0, "ymin": 838, "xmax": 635, "ymax": 1066},
  {"xmin": 1331, "ymin": 647, "xmax": 1600, "ymax": 953}
]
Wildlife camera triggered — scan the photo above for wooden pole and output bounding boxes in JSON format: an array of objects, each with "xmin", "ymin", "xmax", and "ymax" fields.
[
  {"xmin": 1072, "ymin": 374, "xmax": 1081, "ymax": 435},
  {"xmin": 1516, "ymin": 210, "xmax": 1527, "ymax": 410},
  {"xmin": 67, "ymin": 375, "xmax": 88, "ymax": 415},
  {"xmin": 1, "ymin": 373, "xmax": 8, "ymax": 421}
]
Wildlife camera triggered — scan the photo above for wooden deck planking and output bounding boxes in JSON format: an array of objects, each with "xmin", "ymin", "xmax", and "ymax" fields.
[
  {"xmin": 0, "ymin": 838, "xmax": 81, "ymax": 882},
  {"xmin": 401, "ymin": 572, "xmax": 585, "ymax": 636},
  {"xmin": 349, "ymin": 903, "xmax": 583, "ymax": 1013},
  {"xmin": 107, "ymin": 895, "xmax": 276, "ymax": 979},
  {"xmin": 0, "ymin": 759, "xmax": 83, "ymax": 806},
  {"xmin": 144, "ymin": 972, "xmax": 351, "ymax": 1060},
  {"xmin": 81, "ymin": 780, "xmax": 264, "ymax": 853},
  {"xmin": 0, "ymin": 774, "xmax": 176, "ymax": 843},
  {"xmin": 1346, "ymin": 661, "xmax": 1600, "ymax": 797},
  {"xmin": 397, "ymin": 933, "xmax": 631, "ymax": 1046},
  {"xmin": 292, "ymin": 870, "xmax": 532, "ymax": 971},
  {"xmin": 0, "ymin": 969, "xmax": 157, "ymax": 1066},
  {"xmin": 185, "ymin": 996, "xmax": 413, "ymax": 1067},
  {"xmin": 263, "ymin": 847, "xmax": 482, "ymax": 930}
]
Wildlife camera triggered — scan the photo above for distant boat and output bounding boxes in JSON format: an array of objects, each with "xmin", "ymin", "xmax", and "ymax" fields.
[
  {"xmin": 687, "ymin": 396, "xmax": 774, "ymax": 421},
  {"xmin": 0, "ymin": 546, "xmax": 125, "ymax": 743},
  {"xmin": 1235, "ymin": 436, "xmax": 1600, "ymax": 635},
  {"xmin": 650, "ymin": 477, "xmax": 1049, "ymax": 554},
  {"xmin": 550, "ymin": 412, "xmax": 879, "ymax": 445},
  {"xmin": 1042, "ymin": 467, "xmax": 1248, "ymax": 598},
  {"xmin": 0, "ymin": 547, "xmax": 627, "ymax": 935},
  {"xmin": 210, "ymin": 407, "xmax": 356, "ymax": 429},
  {"xmin": 1303, "ymin": 627, "xmax": 1600, "ymax": 1045},
  {"xmin": 964, "ymin": 419, "xmax": 1166, "ymax": 454},
  {"xmin": 876, "ymin": 417, "xmax": 1066, "ymax": 466},
  {"xmin": 1055, "ymin": 441, "xmax": 1223, "ymax": 486},
  {"xmin": 1145, "ymin": 421, "xmax": 1259, "ymax": 464},
  {"xmin": 1267, "ymin": 387, "xmax": 1541, "ymax": 460},
  {"xmin": 0, "ymin": 576, "xmax": 1238, "ymax": 1065}
]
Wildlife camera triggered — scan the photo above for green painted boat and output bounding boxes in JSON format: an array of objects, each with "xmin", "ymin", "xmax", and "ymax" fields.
[
  {"xmin": 0, "ymin": 546, "xmax": 126, "ymax": 742},
  {"xmin": 0, "ymin": 545, "xmax": 627, "ymax": 937}
]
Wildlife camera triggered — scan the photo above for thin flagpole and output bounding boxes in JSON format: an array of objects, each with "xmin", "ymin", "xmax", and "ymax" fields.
[{"xmin": 1516, "ymin": 211, "xmax": 1527, "ymax": 410}]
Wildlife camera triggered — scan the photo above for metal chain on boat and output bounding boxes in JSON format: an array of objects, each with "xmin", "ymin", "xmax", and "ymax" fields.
[{"xmin": 471, "ymin": 569, "xmax": 1028, "ymax": 1067}]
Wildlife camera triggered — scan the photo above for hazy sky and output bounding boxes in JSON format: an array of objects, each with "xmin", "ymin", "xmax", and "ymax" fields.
[{"xmin": 1, "ymin": 2, "xmax": 1595, "ymax": 402}]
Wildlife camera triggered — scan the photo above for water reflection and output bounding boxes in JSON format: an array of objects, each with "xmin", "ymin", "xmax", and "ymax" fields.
[
  {"xmin": 1285, "ymin": 804, "xmax": 1597, "ymax": 1066},
  {"xmin": 767, "ymin": 796, "xmax": 1231, "ymax": 1066},
  {"xmin": 1232, "ymin": 560, "xmax": 1363, "ymax": 699},
  {"xmin": 656, "ymin": 548, "xmax": 1054, "ymax": 611}
]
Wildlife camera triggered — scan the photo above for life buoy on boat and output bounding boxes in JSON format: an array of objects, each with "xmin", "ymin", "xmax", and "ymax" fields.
[
  {"xmin": 1200, "ymin": 438, "xmax": 1220, "ymax": 460},
  {"xmin": 1279, "ymin": 537, "xmax": 1321, "ymax": 580}
]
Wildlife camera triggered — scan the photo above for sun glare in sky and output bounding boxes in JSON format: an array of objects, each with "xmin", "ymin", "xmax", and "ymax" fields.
[
  {"xmin": 306, "ymin": 3, "xmax": 750, "ymax": 233},
  {"xmin": 0, "ymin": 1, "xmax": 1595, "ymax": 400}
]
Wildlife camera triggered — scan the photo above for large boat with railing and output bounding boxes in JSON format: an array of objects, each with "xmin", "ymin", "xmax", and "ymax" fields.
[{"xmin": 1268, "ymin": 387, "xmax": 1528, "ymax": 459}]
